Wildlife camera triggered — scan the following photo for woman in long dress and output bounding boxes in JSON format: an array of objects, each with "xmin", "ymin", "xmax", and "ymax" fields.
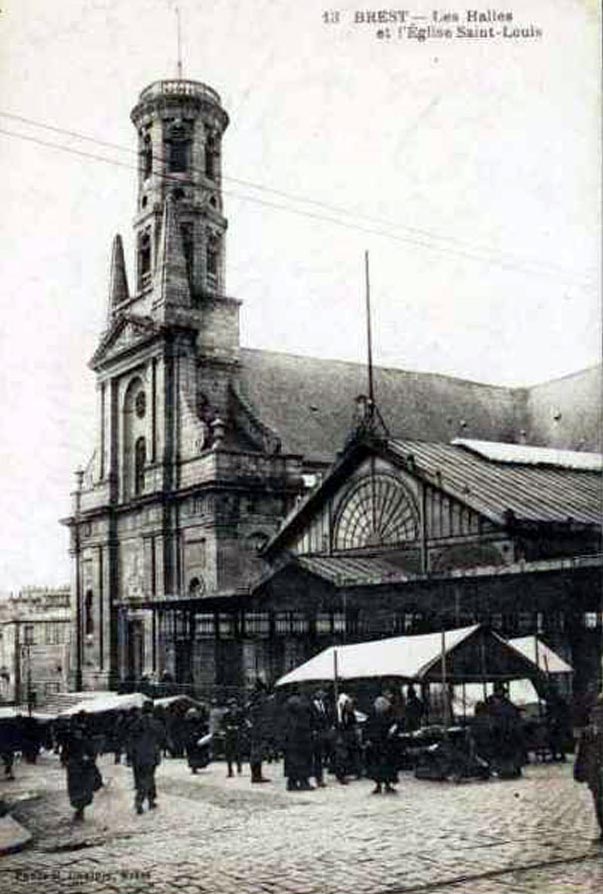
[
  {"xmin": 283, "ymin": 693, "xmax": 314, "ymax": 791},
  {"xmin": 184, "ymin": 708, "xmax": 211, "ymax": 774},
  {"xmin": 61, "ymin": 715, "xmax": 100, "ymax": 822}
]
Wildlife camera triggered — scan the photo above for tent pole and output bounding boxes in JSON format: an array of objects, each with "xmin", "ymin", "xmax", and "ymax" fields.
[
  {"xmin": 480, "ymin": 631, "xmax": 487, "ymax": 702},
  {"xmin": 333, "ymin": 648, "xmax": 339, "ymax": 708},
  {"xmin": 441, "ymin": 627, "xmax": 450, "ymax": 729},
  {"xmin": 535, "ymin": 634, "xmax": 544, "ymax": 720}
]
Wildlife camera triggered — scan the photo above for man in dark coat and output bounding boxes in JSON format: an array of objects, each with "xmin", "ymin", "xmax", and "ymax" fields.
[
  {"xmin": 486, "ymin": 686, "xmax": 524, "ymax": 778},
  {"xmin": 61, "ymin": 713, "xmax": 101, "ymax": 822},
  {"xmin": 405, "ymin": 686, "xmax": 425, "ymax": 733},
  {"xmin": 18, "ymin": 714, "xmax": 41, "ymax": 763},
  {"xmin": 310, "ymin": 690, "xmax": 331, "ymax": 787},
  {"xmin": 283, "ymin": 693, "xmax": 314, "ymax": 791},
  {"xmin": 247, "ymin": 681, "xmax": 271, "ymax": 784},
  {"xmin": 364, "ymin": 696, "xmax": 399, "ymax": 794},
  {"xmin": 127, "ymin": 701, "xmax": 165, "ymax": 814},
  {"xmin": 221, "ymin": 699, "xmax": 245, "ymax": 778},
  {"xmin": 574, "ymin": 695, "xmax": 603, "ymax": 839},
  {"xmin": 0, "ymin": 718, "xmax": 19, "ymax": 781},
  {"xmin": 108, "ymin": 711, "xmax": 127, "ymax": 764}
]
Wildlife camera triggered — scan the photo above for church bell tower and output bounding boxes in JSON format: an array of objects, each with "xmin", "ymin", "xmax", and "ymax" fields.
[{"xmin": 108, "ymin": 80, "xmax": 230, "ymax": 326}]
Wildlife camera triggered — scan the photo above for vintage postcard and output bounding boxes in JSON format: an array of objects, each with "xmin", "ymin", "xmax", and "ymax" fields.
[{"xmin": 0, "ymin": 1, "xmax": 601, "ymax": 892}]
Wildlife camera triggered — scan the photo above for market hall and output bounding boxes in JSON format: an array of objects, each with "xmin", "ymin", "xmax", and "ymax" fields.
[{"xmin": 148, "ymin": 432, "xmax": 602, "ymax": 696}]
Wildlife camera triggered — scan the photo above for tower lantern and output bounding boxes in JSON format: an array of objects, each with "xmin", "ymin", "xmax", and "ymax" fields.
[{"xmin": 129, "ymin": 79, "xmax": 229, "ymax": 308}]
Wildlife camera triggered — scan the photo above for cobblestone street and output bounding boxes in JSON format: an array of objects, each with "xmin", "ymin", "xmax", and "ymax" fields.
[{"xmin": 1, "ymin": 753, "xmax": 601, "ymax": 894}]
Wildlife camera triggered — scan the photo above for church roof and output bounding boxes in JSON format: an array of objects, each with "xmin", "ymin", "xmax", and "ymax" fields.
[{"xmin": 238, "ymin": 348, "xmax": 520, "ymax": 463}]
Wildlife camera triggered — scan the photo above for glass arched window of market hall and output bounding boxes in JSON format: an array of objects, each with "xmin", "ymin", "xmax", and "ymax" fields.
[{"xmin": 334, "ymin": 473, "xmax": 418, "ymax": 550}]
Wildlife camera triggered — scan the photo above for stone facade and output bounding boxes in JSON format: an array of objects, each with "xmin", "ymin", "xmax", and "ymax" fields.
[
  {"xmin": 0, "ymin": 587, "xmax": 71, "ymax": 706},
  {"xmin": 63, "ymin": 79, "xmax": 308, "ymax": 691}
]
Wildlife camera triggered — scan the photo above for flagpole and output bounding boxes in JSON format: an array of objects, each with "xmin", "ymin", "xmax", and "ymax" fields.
[
  {"xmin": 365, "ymin": 250, "xmax": 374, "ymax": 426},
  {"xmin": 175, "ymin": 6, "xmax": 183, "ymax": 79}
]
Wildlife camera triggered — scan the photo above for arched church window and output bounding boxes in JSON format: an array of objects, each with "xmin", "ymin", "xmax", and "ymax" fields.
[
  {"xmin": 135, "ymin": 391, "xmax": 146, "ymax": 419},
  {"xmin": 205, "ymin": 132, "xmax": 218, "ymax": 179},
  {"xmin": 141, "ymin": 133, "xmax": 152, "ymax": 180},
  {"xmin": 134, "ymin": 437, "xmax": 146, "ymax": 496},
  {"xmin": 84, "ymin": 589, "xmax": 94, "ymax": 636},
  {"xmin": 138, "ymin": 231, "xmax": 151, "ymax": 284},
  {"xmin": 207, "ymin": 234, "xmax": 219, "ymax": 278},
  {"xmin": 166, "ymin": 123, "xmax": 189, "ymax": 174},
  {"xmin": 334, "ymin": 474, "xmax": 418, "ymax": 550},
  {"xmin": 181, "ymin": 222, "xmax": 194, "ymax": 281}
]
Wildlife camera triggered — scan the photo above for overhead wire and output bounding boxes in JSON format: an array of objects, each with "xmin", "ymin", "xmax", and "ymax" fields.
[
  {"xmin": 0, "ymin": 107, "xmax": 589, "ymax": 281},
  {"xmin": 0, "ymin": 108, "xmax": 579, "ymax": 279},
  {"xmin": 0, "ymin": 113, "xmax": 594, "ymax": 287}
]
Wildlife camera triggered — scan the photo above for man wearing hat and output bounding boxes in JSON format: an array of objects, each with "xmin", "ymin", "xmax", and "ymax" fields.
[
  {"xmin": 311, "ymin": 689, "xmax": 331, "ymax": 787},
  {"xmin": 127, "ymin": 701, "xmax": 166, "ymax": 814},
  {"xmin": 221, "ymin": 698, "xmax": 245, "ymax": 778},
  {"xmin": 574, "ymin": 693, "xmax": 603, "ymax": 840}
]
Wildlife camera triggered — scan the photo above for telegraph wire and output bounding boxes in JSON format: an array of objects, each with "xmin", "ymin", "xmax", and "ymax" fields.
[
  {"xmin": 0, "ymin": 108, "xmax": 591, "ymax": 283},
  {"xmin": 0, "ymin": 121, "xmax": 593, "ymax": 287},
  {"xmin": 0, "ymin": 108, "xmax": 588, "ymax": 281},
  {"xmin": 0, "ymin": 108, "xmax": 585, "ymax": 282}
]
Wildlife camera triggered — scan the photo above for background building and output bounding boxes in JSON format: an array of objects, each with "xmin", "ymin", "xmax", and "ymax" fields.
[
  {"xmin": 63, "ymin": 76, "xmax": 602, "ymax": 696},
  {"xmin": 0, "ymin": 587, "xmax": 72, "ymax": 706}
]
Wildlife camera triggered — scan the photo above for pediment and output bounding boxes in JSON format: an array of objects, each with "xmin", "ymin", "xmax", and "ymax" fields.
[{"xmin": 90, "ymin": 314, "xmax": 160, "ymax": 367}]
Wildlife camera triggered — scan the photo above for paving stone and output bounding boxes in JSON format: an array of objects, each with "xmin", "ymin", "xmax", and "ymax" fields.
[{"xmin": 0, "ymin": 752, "xmax": 600, "ymax": 894}]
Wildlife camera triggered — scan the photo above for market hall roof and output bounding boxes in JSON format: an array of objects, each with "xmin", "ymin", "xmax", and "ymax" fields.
[
  {"xmin": 386, "ymin": 439, "xmax": 602, "ymax": 527},
  {"xmin": 452, "ymin": 438, "xmax": 602, "ymax": 472},
  {"xmin": 295, "ymin": 555, "xmax": 413, "ymax": 586},
  {"xmin": 259, "ymin": 552, "xmax": 602, "ymax": 592},
  {"xmin": 264, "ymin": 436, "xmax": 602, "ymax": 557}
]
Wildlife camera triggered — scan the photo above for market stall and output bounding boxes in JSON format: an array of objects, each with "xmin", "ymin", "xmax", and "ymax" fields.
[
  {"xmin": 275, "ymin": 624, "xmax": 543, "ymax": 690},
  {"xmin": 275, "ymin": 624, "xmax": 549, "ymax": 782}
]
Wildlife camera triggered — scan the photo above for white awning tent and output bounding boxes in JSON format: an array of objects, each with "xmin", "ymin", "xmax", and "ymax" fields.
[
  {"xmin": 153, "ymin": 695, "xmax": 205, "ymax": 710},
  {"xmin": 452, "ymin": 680, "xmax": 541, "ymax": 716},
  {"xmin": 508, "ymin": 636, "xmax": 573, "ymax": 675},
  {"xmin": 59, "ymin": 692, "xmax": 148, "ymax": 716},
  {"xmin": 275, "ymin": 624, "xmax": 542, "ymax": 688}
]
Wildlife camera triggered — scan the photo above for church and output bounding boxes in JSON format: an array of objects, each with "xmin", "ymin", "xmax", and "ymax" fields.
[{"xmin": 63, "ymin": 76, "xmax": 602, "ymax": 696}]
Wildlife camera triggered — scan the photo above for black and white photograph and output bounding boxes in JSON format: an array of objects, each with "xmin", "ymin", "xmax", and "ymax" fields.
[{"xmin": 0, "ymin": 1, "xmax": 601, "ymax": 891}]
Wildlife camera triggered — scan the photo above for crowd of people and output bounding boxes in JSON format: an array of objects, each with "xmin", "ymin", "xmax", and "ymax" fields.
[{"xmin": 2, "ymin": 679, "xmax": 599, "ymax": 832}]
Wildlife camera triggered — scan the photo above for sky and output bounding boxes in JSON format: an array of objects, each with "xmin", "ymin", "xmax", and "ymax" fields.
[{"xmin": 0, "ymin": 0, "xmax": 600, "ymax": 593}]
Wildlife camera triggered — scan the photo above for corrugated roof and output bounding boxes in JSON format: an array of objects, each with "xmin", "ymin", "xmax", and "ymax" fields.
[
  {"xmin": 296, "ymin": 555, "xmax": 412, "ymax": 586},
  {"xmin": 387, "ymin": 439, "xmax": 601, "ymax": 526},
  {"xmin": 453, "ymin": 438, "xmax": 602, "ymax": 471}
]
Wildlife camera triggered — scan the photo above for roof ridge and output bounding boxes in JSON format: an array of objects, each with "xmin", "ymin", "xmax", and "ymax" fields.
[{"xmin": 240, "ymin": 347, "xmax": 515, "ymax": 391}]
